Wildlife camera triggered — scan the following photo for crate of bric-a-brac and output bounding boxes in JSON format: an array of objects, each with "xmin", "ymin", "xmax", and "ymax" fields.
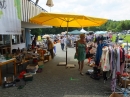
[
  {"xmin": 3, "ymin": 76, "xmax": 15, "ymax": 88},
  {"xmin": 32, "ymin": 57, "xmax": 38, "ymax": 66},
  {"xmin": 36, "ymin": 61, "xmax": 44, "ymax": 73},
  {"xmin": 26, "ymin": 65, "xmax": 39, "ymax": 74},
  {"xmin": 37, "ymin": 49, "xmax": 46, "ymax": 56},
  {"xmin": 25, "ymin": 53, "xmax": 33, "ymax": 60}
]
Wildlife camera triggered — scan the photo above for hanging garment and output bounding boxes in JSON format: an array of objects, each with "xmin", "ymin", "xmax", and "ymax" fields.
[
  {"xmin": 111, "ymin": 48, "xmax": 118, "ymax": 92},
  {"xmin": 112, "ymin": 48, "xmax": 118, "ymax": 70},
  {"xmin": 100, "ymin": 47, "xmax": 110, "ymax": 71},
  {"xmin": 120, "ymin": 63, "xmax": 125, "ymax": 74},
  {"xmin": 111, "ymin": 68, "xmax": 116, "ymax": 92},
  {"xmin": 120, "ymin": 47, "xmax": 123, "ymax": 64},
  {"xmin": 111, "ymin": 78, "xmax": 116, "ymax": 92},
  {"xmin": 116, "ymin": 47, "xmax": 120, "ymax": 72},
  {"xmin": 120, "ymin": 47, "xmax": 125, "ymax": 64},
  {"xmin": 109, "ymin": 46, "xmax": 113, "ymax": 71},
  {"xmin": 110, "ymin": 47, "xmax": 118, "ymax": 92},
  {"xmin": 95, "ymin": 43, "xmax": 107, "ymax": 66}
]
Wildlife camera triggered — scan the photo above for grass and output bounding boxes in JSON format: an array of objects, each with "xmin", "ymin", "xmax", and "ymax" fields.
[{"xmin": 112, "ymin": 34, "xmax": 130, "ymax": 43}]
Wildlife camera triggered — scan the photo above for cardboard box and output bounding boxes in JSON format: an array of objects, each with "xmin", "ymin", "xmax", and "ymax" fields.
[
  {"xmin": 44, "ymin": 55, "xmax": 51, "ymax": 61},
  {"xmin": 26, "ymin": 65, "xmax": 38, "ymax": 73},
  {"xmin": 40, "ymin": 56, "xmax": 44, "ymax": 61},
  {"xmin": 38, "ymin": 61, "xmax": 44, "ymax": 65},
  {"xmin": 122, "ymin": 79, "xmax": 130, "ymax": 88},
  {"xmin": 6, "ymin": 77, "xmax": 14, "ymax": 83},
  {"xmin": 109, "ymin": 92, "xmax": 123, "ymax": 97}
]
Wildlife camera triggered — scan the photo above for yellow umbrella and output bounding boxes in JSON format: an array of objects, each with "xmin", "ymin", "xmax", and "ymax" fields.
[
  {"xmin": 30, "ymin": 12, "xmax": 107, "ymax": 65},
  {"xmin": 30, "ymin": 12, "xmax": 107, "ymax": 27},
  {"xmin": 42, "ymin": 35, "xmax": 50, "ymax": 38}
]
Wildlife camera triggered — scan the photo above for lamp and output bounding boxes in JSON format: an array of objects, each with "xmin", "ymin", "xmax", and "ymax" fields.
[{"xmin": 0, "ymin": 0, "xmax": 6, "ymax": 9}]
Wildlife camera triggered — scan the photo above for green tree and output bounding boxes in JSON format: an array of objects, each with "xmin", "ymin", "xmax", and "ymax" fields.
[
  {"xmin": 120, "ymin": 21, "xmax": 126, "ymax": 30},
  {"xmin": 116, "ymin": 23, "xmax": 122, "ymax": 32},
  {"xmin": 31, "ymin": 28, "xmax": 42, "ymax": 37}
]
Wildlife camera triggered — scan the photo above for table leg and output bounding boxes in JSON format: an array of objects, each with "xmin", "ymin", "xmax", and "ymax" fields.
[
  {"xmin": 0, "ymin": 66, "xmax": 2, "ymax": 85},
  {"xmin": 14, "ymin": 61, "xmax": 17, "ymax": 76},
  {"xmin": 6, "ymin": 64, "xmax": 8, "ymax": 73}
]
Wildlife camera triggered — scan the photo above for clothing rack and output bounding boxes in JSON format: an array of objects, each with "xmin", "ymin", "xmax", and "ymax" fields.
[
  {"xmin": 103, "ymin": 42, "xmax": 129, "ymax": 96},
  {"xmin": 113, "ymin": 41, "xmax": 130, "ymax": 96}
]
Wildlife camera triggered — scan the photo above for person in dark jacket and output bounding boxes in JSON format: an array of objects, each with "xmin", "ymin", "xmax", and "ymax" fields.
[{"xmin": 32, "ymin": 37, "xmax": 37, "ymax": 49}]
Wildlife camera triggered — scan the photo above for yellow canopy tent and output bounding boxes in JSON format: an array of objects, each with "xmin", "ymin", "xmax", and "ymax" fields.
[{"xmin": 30, "ymin": 12, "xmax": 108, "ymax": 66}]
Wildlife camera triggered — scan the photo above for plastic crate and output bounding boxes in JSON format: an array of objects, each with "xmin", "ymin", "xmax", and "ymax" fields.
[
  {"xmin": 23, "ymin": 73, "xmax": 33, "ymax": 81},
  {"xmin": 39, "ymin": 65, "xmax": 44, "ymax": 68}
]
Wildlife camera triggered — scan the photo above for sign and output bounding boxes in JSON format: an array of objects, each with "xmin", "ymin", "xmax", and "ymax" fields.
[{"xmin": 0, "ymin": 0, "xmax": 21, "ymax": 34}]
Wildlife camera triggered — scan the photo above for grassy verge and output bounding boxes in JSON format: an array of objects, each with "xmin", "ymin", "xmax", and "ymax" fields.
[{"xmin": 112, "ymin": 34, "xmax": 130, "ymax": 43}]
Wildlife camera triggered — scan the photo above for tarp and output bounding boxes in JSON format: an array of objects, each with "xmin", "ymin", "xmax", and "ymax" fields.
[
  {"xmin": 94, "ymin": 31, "xmax": 107, "ymax": 34},
  {"xmin": 80, "ymin": 28, "xmax": 89, "ymax": 34},
  {"xmin": 68, "ymin": 30, "xmax": 83, "ymax": 35}
]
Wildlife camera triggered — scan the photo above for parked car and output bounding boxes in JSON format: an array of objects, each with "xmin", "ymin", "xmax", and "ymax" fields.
[
  {"xmin": 118, "ymin": 38, "xmax": 124, "ymax": 44},
  {"xmin": 103, "ymin": 36, "xmax": 111, "ymax": 43}
]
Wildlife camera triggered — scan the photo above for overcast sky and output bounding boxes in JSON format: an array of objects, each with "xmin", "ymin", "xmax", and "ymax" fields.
[{"xmin": 32, "ymin": 0, "xmax": 130, "ymax": 21}]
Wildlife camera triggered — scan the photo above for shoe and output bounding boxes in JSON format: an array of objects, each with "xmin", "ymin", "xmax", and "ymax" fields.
[{"xmin": 80, "ymin": 72, "xmax": 84, "ymax": 76}]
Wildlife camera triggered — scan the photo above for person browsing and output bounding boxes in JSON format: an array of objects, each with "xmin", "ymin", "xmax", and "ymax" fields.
[
  {"xmin": 47, "ymin": 37, "xmax": 54, "ymax": 59},
  {"xmin": 60, "ymin": 36, "xmax": 65, "ymax": 51},
  {"xmin": 75, "ymin": 34, "xmax": 87, "ymax": 76}
]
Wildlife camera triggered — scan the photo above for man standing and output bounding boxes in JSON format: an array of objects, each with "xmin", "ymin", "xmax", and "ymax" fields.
[
  {"xmin": 71, "ymin": 35, "xmax": 75, "ymax": 48},
  {"xmin": 60, "ymin": 36, "xmax": 65, "ymax": 51},
  {"xmin": 47, "ymin": 37, "xmax": 54, "ymax": 59}
]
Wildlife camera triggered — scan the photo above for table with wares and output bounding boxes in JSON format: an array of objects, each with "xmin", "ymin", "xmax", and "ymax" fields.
[{"xmin": 0, "ymin": 58, "xmax": 16, "ymax": 85}]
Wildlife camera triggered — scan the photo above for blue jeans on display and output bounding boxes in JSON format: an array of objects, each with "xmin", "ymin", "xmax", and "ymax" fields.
[{"xmin": 61, "ymin": 43, "xmax": 64, "ymax": 50}]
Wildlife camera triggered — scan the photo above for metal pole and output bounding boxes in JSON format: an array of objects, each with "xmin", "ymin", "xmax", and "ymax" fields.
[{"xmin": 66, "ymin": 21, "xmax": 69, "ymax": 65}]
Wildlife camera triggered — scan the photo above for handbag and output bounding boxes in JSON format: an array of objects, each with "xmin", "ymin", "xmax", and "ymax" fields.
[{"xmin": 74, "ymin": 53, "xmax": 77, "ymax": 59}]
